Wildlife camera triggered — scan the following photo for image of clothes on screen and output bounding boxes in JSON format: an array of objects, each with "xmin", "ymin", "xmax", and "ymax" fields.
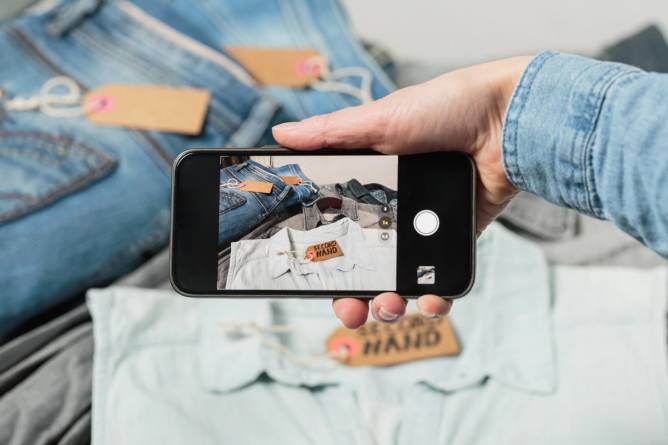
[
  {"xmin": 225, "ymin": 217, "xmax": 396, "ymax": 290},
  {"xmin": 218, "ymin": 160, "xmax": 320, "ymax": 246},
  {"xmin": 217, "ymin": 194, "xmax": 398, "ymax": 288}
]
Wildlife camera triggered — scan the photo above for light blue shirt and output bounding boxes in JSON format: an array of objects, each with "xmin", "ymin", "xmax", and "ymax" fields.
[
  {"xmin": 87, "ymin": 223, "xmax": 668, "ymax": 444},
  {"xmin": 226, "ymin": 218, "xmax": 396, "ymax": 290}
]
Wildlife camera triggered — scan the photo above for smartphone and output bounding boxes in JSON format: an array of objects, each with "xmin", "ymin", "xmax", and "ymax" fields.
[{"xmin": 170, "ymin": 147, "xmax": 476, "ymax": 298}]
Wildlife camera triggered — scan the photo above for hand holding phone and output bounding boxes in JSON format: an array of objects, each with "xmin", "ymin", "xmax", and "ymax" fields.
[{"xmin": 269, "ymin": 58, "xmax": 528, "ymax": 326}]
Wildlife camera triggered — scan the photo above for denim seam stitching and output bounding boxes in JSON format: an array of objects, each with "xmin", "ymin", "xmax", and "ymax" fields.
[
  {"xmin": 218, "ymin": 190, "xmax": 247, "ymax": 215},
  {"xmin": 326, "ymin": 0, "xmax": 396, "ymax": 93},
  {"xmin": 7, "ymin": 26, "xmax": 173, "ymax": 172},
  {"xmin": 580, "ymin": 68, "xmax": 642, "ymax": 218},
  {"xmin": 0, "ymin": 132, "xmax": 118, "ymax": 224},
  {"xmin": 71, "ymin": 25, "xmax": 240, "ymax": 135},
  {"xmin": 226, "ymin": 167, "xmax": 292, "ymax": 216},
  {"xmin": 502, "ymin": 51, "xmax": 557, "ymax": 191},
  {"xmin": 285, "ymin": 0, "xmax": 351, "ymax": 111}
]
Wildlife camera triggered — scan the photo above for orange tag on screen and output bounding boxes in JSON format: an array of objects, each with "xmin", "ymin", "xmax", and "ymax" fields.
[
  {"xmin": 238, "ymin": 181, "xmax": 273, "ymax": 194},
  {"xmin": 84, "ymin": 84, "xmax": 210, "ymax": 135},
  {"xmin": 280, "ymin": 175, "xmax": 302, "ymax": 185},
  {"xmin": 326, "ymin": 313, "xmax": 460, "ymax": 367},
  {"xmin": 304, "ymin": 240, "xmax": 343, "ymax": 262}
]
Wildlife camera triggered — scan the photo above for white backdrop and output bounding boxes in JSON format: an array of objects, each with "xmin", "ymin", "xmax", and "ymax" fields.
[{"xmin": 343, "ymin": 0, "xmax": 668, "ymax": 67}]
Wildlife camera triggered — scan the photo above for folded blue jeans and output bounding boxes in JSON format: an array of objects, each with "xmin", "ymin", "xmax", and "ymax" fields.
[
  {"xmin": 0, "ymin": 0, "xmax": 396, "ymax": 337},
  {"xmin": 218, "ymin": 160, "xmax": 319, "ymax": 245},
  {"xmin": 128, "ymin": 0, "xmax": 396, "ymax": 119},
  {"xmin": 0, "ymin": 0, "xmax": 284, "ymax": 337}
]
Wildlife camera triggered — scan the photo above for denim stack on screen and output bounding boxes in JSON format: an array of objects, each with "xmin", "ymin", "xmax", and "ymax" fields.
[
  {"xmin": 0, "ymin": 0, "xmax": 393, "ymax": 338},
  {"xmin": 218, "ymin": 160, "xmax": 319, "ymax": 245}
]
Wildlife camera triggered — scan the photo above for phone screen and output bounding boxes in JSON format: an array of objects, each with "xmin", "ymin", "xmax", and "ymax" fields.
[
  {"xmin": 170, "ymin": 148, "xmax": 474, "ymax": 298},
  {"xmin": 218, "ymin": 155, "xmax": 400, "ymax": 291}
]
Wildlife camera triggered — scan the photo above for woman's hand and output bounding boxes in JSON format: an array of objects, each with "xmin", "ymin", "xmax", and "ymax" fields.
[{"xmin": 272, "ymin": 56, "xmax": 532, "ymax": 328}]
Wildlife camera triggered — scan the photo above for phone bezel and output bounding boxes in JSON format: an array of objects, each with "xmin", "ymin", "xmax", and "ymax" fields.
[{"xmin": 170, "ymin": 147, "xmax": 476, "ymax": 298}]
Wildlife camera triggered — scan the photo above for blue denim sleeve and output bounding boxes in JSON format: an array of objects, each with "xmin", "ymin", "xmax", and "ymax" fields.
[{"xmin": 503, "ymin": 51, "xmax": 668, "ymax": 258}]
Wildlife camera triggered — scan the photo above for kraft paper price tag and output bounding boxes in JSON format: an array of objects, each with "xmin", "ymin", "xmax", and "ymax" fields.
[
  {"xmin": 227, "ymin": 46, "xmax": 328, "ymax": 87},
  {"xmin": 280, "ymin": 175, "xmax": 302, "ymax": 185},
  {"xmin": 304, "ymin": 240, "xmax": 343, "ymax": 262},
  {"xmin": 238, "ymin": 181, "xmax": 273, "ymax": 194},
  {"xmin": 326, "ymin": 313, "xmax": 460, "ymax": 367},
  {"xmin": 84, "ymin": 84, "xmax": 210, "ymax": 135}
]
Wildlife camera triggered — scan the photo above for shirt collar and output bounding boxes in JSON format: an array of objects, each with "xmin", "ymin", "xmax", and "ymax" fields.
[
  {"xmin": 303, "ymin": 197, "xmax": 360, "ymax": 230},
  {"xmin": 267, "ymin": 217, "xmax": 377, "ymax": 279}
]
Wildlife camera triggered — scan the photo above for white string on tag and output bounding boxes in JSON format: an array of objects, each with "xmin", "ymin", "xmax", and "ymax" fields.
[
  {"xmin": 220, "ymin": 178, "xmax": 242, "ymax": 189},
  {"xmin": 217, "ymin": 321, "xmax": 349, "ymax": 368},
  {"xmin": 2, "ymin": 76, "xmax": 102, "ymax": 118},
  {"xmin": 310, "ymin": 66, "xmax": 373, "ymax": 104}
]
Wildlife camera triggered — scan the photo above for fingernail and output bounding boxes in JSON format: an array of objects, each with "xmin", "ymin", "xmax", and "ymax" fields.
[
  {"xmin": 421, "ymin": 310, "xmax": 441, "ymax": 319},
  {"xmin": 416, "ymin": 300, "xmax": 445, "ymax": 319},
  {"xmin": 272, "ymin": 122, "xmax": 300, "ymax": 132},
  {"xmin": 377, "ymin": 306, "xmax": 399, "ymax": 322}
]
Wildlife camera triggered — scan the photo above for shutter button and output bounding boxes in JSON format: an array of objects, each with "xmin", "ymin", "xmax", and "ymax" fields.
[{"xmin": 413, "ymin": 210, "xmax": 439, "ymax": 236}]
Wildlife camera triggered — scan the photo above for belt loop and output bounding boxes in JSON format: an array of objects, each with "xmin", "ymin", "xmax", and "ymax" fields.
[{"xmin": 45, "ymin": 0, "xmax": 103, "ymax": 37}]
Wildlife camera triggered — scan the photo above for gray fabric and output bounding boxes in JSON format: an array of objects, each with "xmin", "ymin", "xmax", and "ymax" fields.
[
  {"xmin": 0, "ymin": 304, "xmax": 89, "ymax": 376},
  {"xmin": 0, "ymin": 248, "xmax": 173, "ymax": 445},
  {"xmin": 539, "ymin": 215, "xmax": 667, "ymax": 267},
  {"xmin": 599, "ymin": 24, "xmax": 668, "ymax": 73},
  {"xmin": 0, "ymin": 327, "xmax": 93, "ymax": 445},
  {"xmin": 0, "ymin": 323, "xmax": 92, "ymax": 395},
  {"xmin": 500, "ymin": 193, "xmax": 578, "ymax": 241},
  {"xmin": 115, "ymin": 248, "xmax": 172, "ymax": 289},
  {"xmin": 58, "ymin": 412, "xmax": 91, "ymax": 445}
]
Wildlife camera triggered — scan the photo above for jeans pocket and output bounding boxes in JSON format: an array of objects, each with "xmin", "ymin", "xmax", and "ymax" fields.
[
  {"xmin": 0, "ymin": 131, "xmax": 118, "ymax": 224},
  {"xmin": 219, "ymin": 189, "xmax": 247, "ymax": 215}
]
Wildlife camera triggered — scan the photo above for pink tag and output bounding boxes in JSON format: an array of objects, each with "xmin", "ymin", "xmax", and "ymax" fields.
[
  {"xmin": 295, "ymin": 56, "xmax": 325, "ymax": 77},
  {"xmin": 328, "ymin": 336, "xmax": 360, "ymax": 357},
  {"xmin": 86, "ymin": 94, "xmax": 114, "ymax": 113}
]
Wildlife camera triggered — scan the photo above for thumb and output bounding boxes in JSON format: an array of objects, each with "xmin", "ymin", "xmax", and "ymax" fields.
[{"xmin": 272, "ymin": 102, "xmax": 391, "ymax": 151}]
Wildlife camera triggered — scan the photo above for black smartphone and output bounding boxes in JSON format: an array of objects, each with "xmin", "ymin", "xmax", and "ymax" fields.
[{"xmin": 170, "ymin": 147, "xmax": 476, "ymax": 298}]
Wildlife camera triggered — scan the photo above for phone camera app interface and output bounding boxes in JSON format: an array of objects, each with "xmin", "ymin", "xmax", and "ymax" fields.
[{"xmin": 217, "ymin": 155, "xmax": 398, "ymax": 291}]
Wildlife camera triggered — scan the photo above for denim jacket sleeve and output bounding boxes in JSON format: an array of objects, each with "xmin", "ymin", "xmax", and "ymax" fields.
[{"xmin": 503, "ymin": 51, "xmax": 668, "ymax": 258}]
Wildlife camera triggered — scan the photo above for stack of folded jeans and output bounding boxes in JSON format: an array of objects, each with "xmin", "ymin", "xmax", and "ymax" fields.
[{"xmin": 0, "ymin": 0, "xmax": 394, "ymax": 339}]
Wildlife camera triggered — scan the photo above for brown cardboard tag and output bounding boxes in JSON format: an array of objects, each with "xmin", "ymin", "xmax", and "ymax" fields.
[
  {"xmin": 280, "ymin": 175, "xmax": 302, "ymax": 185},
  {"xmin": 84, "ymin": 84, "xmax": 210, "ymax": 135},
  {"xmin": 227, "ymin": 46, "xmax": 327, "ymax": 87},
  {"xmin": 304, "ymin": 240, "xmax": 343, "ymax": 262},
  {"xmin": 326, "ymin": 313, "xmax": 460, "ymax": 367},
  {"xmin": 238, "ymin": 181, "xmax": 273, "ymax": 194}
]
